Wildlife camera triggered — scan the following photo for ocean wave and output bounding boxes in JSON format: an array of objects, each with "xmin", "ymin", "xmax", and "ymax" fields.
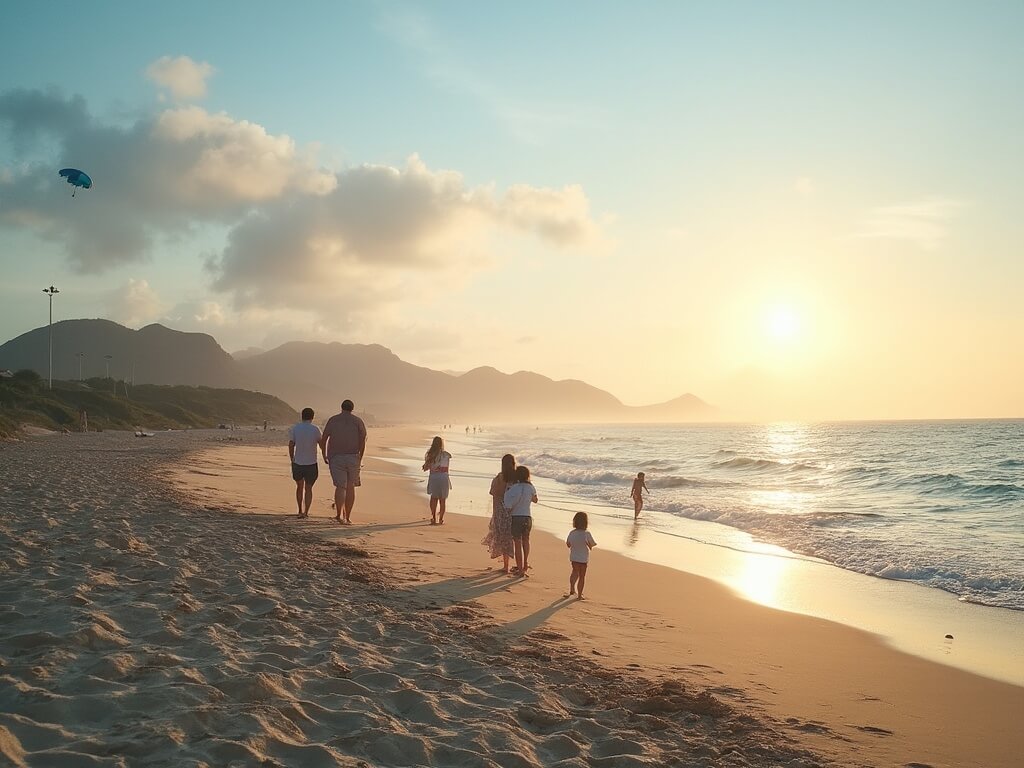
[
  {"xmin": 964, "ymin": 483, "xmax": 1024, "ymax": 498},
  {"xmin": 531, "ymin": 465, "xmax": 727, "ymax": 489},
  {"xmin": 647, "ymin": 501, "xmax": 1024, "ymax": 610},
  {"xmin": 996, "ymin": 458, "xmax": 1023, "ymax": 468},
  {"xmin": 713, "ymin": 456, "xmax": 818, "ymax": 473}
]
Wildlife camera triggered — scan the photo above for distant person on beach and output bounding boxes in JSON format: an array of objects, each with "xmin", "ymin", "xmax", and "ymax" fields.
[
  {"xmin": 504, "ymin": 465, "xmax": 538, "ymax": 577},
  {"xmin": 422, "ymin": 436, "xmax": 452, "ymax": 525},
  {"xmin": 566, "ymin": 512, "xmax": 597, "ymax": 600},
  {"xmin": 483, "ymin": 453, "xmax": 516, "ymax": 572},
  {"xmin": 630, "ymin": 472, "xmax": 649, "ymax": 520},
  {"xmin": 319, "ymin": 399, "xmax": 367, "ymax": 525},
  {"xmin": 288, "ymin": 408, "xmax": 321, "ymax": 518}
]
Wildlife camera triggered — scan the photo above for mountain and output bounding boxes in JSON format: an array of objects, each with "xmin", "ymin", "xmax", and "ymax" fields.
[
  {"xmin": 0, "ymin": 320, "xmax": 240, "ymax": 388},
  {"xmin": 231, "ymin": 346, "xmax": 266, "ymax": 360},
  {"xmin": 0, "ymin": 320, "xmax": 717, "ymax": 422},
  {"xmin": 235, "ymin": 345, "xmax": 630, "ymax": 421}
]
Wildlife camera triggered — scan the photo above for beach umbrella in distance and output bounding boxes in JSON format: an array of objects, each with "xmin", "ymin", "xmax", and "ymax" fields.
[{"xmin": 58, "ymin": 168, "xmax": 93, "ymax": 197}]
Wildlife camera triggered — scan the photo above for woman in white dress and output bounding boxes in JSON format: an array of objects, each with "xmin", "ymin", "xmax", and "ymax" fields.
[{"xmin": 422, "ymin": 436, "xmax": 452, "ymax": 525}]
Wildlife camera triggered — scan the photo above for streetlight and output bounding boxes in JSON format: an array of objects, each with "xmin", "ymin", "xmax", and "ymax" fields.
[
  {"xmin": 76, "ymin": 352, "xmax": 85, "ymax": 381},
  {"xmin": 42, "ymin": 285, "xmax": 59, "ymax": 389},
  {"xmin": 104, "ymin": 355, "xmax": 112, "ymax": 379}
]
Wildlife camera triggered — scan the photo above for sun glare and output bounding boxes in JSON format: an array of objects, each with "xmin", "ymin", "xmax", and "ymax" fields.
[{"xmin": 766, "ymin": 305, "xmax": 800, "ymax": 342}]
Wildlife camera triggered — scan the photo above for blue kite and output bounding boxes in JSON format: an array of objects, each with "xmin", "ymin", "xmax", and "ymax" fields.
[{"xmin": 58, "ymin": 168, "xmax": 92, "ymax": 197}]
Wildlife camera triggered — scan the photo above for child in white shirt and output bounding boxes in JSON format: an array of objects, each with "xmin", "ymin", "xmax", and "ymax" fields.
[{"xmin": 565, "ymin": 512, "xmax": 597, "ymax": 600}]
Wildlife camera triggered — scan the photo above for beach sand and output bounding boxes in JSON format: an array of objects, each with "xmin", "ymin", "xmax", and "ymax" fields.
[{"xmin": 2, "ymin": 428, "xmax": 1021, "ymax": 767}]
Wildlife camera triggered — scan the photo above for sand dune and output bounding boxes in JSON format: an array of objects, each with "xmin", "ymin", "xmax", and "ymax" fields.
[{"xmin": 1, "ymin": 430, "xmax": 825, "ymax": 767}]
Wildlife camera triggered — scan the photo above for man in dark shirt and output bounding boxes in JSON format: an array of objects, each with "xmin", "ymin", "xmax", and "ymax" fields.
[{"xmin": 318, "ymin": 399, "xmax": 367, "ymax": 525}]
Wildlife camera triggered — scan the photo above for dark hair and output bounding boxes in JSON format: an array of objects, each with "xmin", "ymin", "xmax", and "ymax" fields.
[
  {"xmin": 515, "ymin": 465, "xmax": 530, "ymax": 483},
  {"xmin": 341, "ymin": 399, "xmax": 354, "ymax": 412},
  {"xmin": 573, "ymin": 511, "xmax": 588, "ymax": 530},
  {"xmin": 501, "ymin": 453, "xmax": 516, "ymax": 483},
  {"xmin": 301, "ymin": 407, "xmax": 314, "ymax": 420},
  {"xmin": 425, "ymin": 436, "xmax": 444, "ymax": 465}
]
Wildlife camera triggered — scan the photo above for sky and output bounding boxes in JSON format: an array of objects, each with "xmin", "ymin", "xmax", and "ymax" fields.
[{"xmin": 1, "ymin": 1, "xmax": 1022, "ymax": 420}]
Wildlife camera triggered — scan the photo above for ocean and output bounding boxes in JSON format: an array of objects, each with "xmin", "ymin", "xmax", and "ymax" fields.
[{"xmin": 464, "ymin": 420, "xmax": 1024, "ymax": 611}]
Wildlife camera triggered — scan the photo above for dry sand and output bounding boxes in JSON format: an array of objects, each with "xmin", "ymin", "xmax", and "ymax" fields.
[{"xmin": 1, "ymin": 427, "xmax": 1021, "ymax": 767}]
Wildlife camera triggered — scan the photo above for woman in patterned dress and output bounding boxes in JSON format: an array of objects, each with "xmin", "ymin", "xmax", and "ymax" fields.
[{"xmin": 482, "ymin": 453, "xmax": 516, "ymax": 572}]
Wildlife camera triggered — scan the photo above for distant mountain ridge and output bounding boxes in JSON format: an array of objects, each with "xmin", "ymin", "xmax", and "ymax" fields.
[{"xmin": 0, "ymin": 320, "xmax": 717, "ymax": 422}]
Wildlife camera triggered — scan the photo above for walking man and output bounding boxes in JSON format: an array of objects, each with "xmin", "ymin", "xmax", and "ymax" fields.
[
  {"xmin": 319, "ymin": 399, "xmax": 367, "ymax": 525},
  {"xmin": 288, "ymin": 407, "xmax": 321, "ymax": 518}
]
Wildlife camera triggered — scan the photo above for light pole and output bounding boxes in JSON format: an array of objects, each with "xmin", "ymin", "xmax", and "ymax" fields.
[
  {"xmin": 104, "ymin": 355, "xmax": 112, "ymax": 379},
  {"xmin": 76, "ymin": 352, "xmax": 85, "ymax": 381},
  {"xmin": 42, "ymin": 286, "xmax": 59, "ymax": 389}
]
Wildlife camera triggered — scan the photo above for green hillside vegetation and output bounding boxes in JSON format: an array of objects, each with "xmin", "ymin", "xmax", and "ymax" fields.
[{"xmin": 0, "ymin": 370, "xmax": 298, "ymax": 438}]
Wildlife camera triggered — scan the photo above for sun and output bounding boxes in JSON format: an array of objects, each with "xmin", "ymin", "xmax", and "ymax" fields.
[{"xmin": 765, "ymin": 305, "xmax": 800, "ymax": 342}]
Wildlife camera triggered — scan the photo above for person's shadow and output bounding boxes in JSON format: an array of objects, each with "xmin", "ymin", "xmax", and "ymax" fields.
[
  {"xmin": 498, "ymin": 596, "xmax": 575, "ymax": 638},
  {"xmin": 399, "ymin": 569, "xmax": 514, "ymax": 610}
]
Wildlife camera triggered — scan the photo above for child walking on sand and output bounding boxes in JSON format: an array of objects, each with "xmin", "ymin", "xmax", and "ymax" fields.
[
  {"xmin": 565, "ymin": 512, "xmax": 597, "ymax": 599},
  {"xmin": 630, "ymin": 472, "xmax": 649, "ymax": 520}
]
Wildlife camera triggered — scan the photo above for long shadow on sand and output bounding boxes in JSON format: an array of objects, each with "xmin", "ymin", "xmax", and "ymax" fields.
[
  {"xmin": 498, "ymin": 596, "xmax": 575, "ymax": 639},
  {"xmin": 400, "ymin": 570, "xmax": 516, "ymax": 609}
]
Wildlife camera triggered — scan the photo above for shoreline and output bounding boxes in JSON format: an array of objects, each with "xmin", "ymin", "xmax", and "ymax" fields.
[
  {"xmin": 388, "ymin": 433, "xmax": 1024, "ymax": 688},
  {"xmin": 171, "ymin": 427, "xmax": 1024, "ymax": 768}
]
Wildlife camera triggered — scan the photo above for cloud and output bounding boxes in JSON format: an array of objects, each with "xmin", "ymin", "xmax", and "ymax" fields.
[
  {"xmin": 208, "ymin": 154, "xmax": 598, "ymax": 325},
  {"xmin": 146, "ymin": 56, "xmax": 215, "ymax": 101},
  {"xmin": 154, "ymin": 107, "xmax": 336, "ymax": 201},
  {"xmin": 1, "ymin": 88, "xmax": 600, "ymax": 334},
  {"xmin": 857, "ymin": 198, "xmax": 966, "ymax": 250},
  {"xmin": 0, "ymin": 89, "xmax": 333, "ymax": 271},
  {"xmin": 105, "ymin": 278, "xmax": 169, "ymax": 326}
]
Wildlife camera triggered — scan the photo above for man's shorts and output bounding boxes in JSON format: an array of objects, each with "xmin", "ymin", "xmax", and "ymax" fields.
[
  {"xmin": 329, "ymin": 453, "xmax": 362, "ymax": 488},
  {"xmin": 292, "ymin": 462, "xmax": 318, "ymax": 484},
  {"xmin": 510, "ymin": 515, "xmax": 533, "ymax": 538}
]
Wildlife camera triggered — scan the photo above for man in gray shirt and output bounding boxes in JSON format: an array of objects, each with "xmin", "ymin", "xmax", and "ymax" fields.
[{"xmin": 318, "ymin": 399, "xmax": 367, "ymax": 525}]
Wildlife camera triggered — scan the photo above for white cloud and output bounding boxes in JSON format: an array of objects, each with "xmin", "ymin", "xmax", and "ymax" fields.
[
  {"xmin": 146, "ymin": 56, "xmax": 215, "ymax": 101},
  {"xmin": 0, "ymin": 89, "xmax": 601, "ymax": 335},
  {"xmin": 154, "ymin": 107, "xmax": 336, "ymax": 202},
  {"xmin": 106, "ymin": 278, "xmax": 169, "ymax": 326},
  {"xmin": 499, "ymin": 184, "xmax": 598, "ymax": 245},
  {"xmin": 857, "ymin": 198, "xmax": 967, "ymax": 250},
  {"xmin": 0, "ymin": 91, "xmax": 333, "ymax": 271},
  {"xmin": 208, "ymin": 155, "xmax": 599, "ymax": 326}
]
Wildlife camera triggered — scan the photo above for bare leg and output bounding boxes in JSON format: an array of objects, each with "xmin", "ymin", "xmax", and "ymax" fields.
[
  {"xmin": 334, "ymin": 485, "xmax": 344, "ymax": 522},
  {"xmin": 502, "ymin": 554, "xmax": 510, "ymax": 573},
  {"xmin": 438, "ymin": 497, "xmax": 446, "ymax": 524},
  {"xmin": 344, "ymin": 485, "xmax": 355, "ymax": 523},
  {"xmin": 577, "ymin": 562, "xmax": 588, "ymax": 599},
  {"xmin": 303, "ymin": 484, "xmax": 313, "ymax": 516},
  {"xmin": 513, "ymin": 538, "xmax": 524, "ymax": 573},
  {"xmin": 521, "ymin": 530, "xmax": 531, "ymax": 576},
  {"xmin": 295, "ymin": 480, "xmax": 304, "ymax": 516},
  {"xmin": 634, "ymin": 497, "xmax": 642, "ymax": 520},
  {"xmin": 568, "ymin": 563, "xmax": 579, "ymax": 596}
]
